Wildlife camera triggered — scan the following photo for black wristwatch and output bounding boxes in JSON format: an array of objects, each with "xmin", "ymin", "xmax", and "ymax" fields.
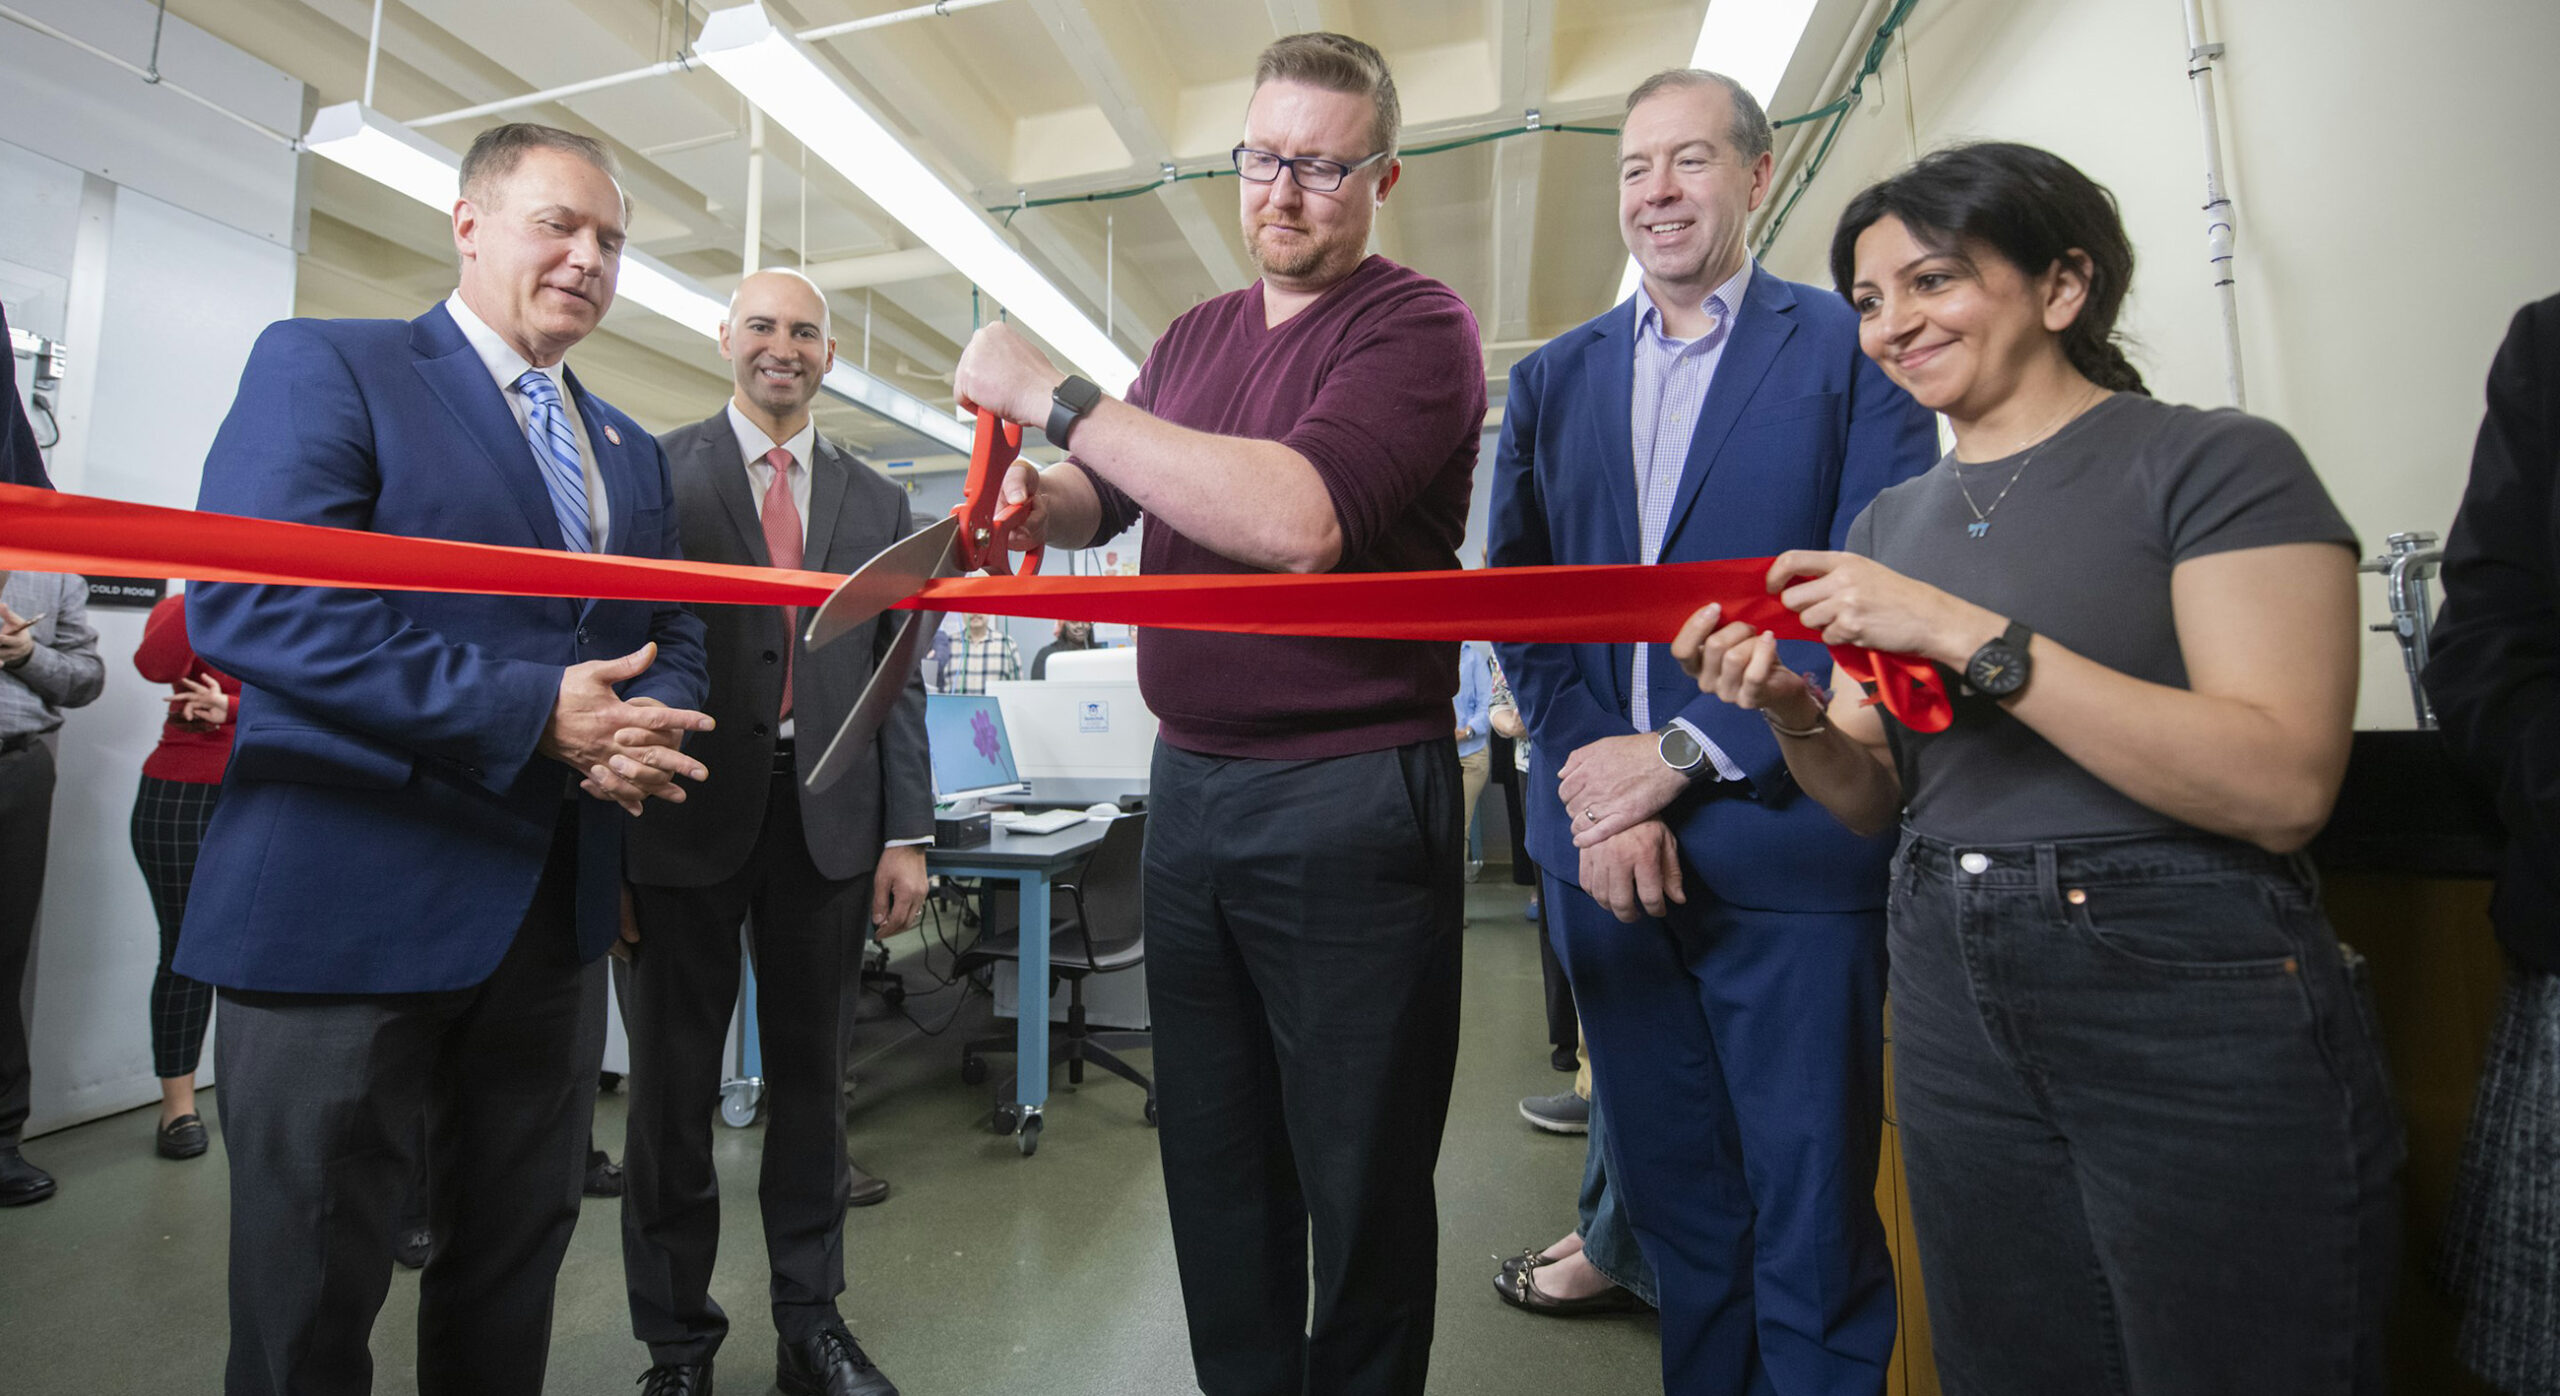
[
  {"xmin": 1964, "ymin": 620, "xmax": 2034, "ymax": 699},
  {"xmin": 1657, "ymin": 723, "xmax": 1707, "ymax": 776},
  {"xmin": 1045, "ymin": 374, "xmax": 1104, "ymax": 450}
]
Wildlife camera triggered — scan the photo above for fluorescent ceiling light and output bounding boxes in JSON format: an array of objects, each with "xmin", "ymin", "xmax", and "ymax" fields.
[
  {"xmin": 1610, "ymin": 0, "xmax": 1827, "ymax": 307},
  {"xmin": 305, "ymin": 101, "xmax": 461, "ymax": 209},
  {"xmin": 300, "ymin": 99, "xmax": 968, "ymax": 452},
  {"xmin": 694, "ymin": 4, "xmax": 1142, "ymax": 397}
]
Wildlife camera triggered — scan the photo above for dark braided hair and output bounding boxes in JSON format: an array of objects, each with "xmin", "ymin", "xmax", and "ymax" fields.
[{"xmin": 1828, "ymin": 142, "xmax": 2148, "ymax": 395}]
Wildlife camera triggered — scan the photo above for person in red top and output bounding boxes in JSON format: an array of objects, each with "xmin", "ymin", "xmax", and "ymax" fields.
[
  {"xmin": 131, "ymin": 591, "xmax": 238, "ymax": 1160},
  {"xmin": 954, "ymin": 32, "xmax": 1483, "ymax": 1396}
]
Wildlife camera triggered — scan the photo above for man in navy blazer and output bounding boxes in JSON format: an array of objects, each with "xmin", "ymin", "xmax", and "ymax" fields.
[
  {"xmin": 180, "ymin": 124, "xmax": 711, "ymax": 1396},
  {"xmin": 1491, "ymin": 72, "xmax": 1937, "ymax": 1395}
]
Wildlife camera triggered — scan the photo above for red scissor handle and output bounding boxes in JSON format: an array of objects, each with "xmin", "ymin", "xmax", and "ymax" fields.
[{"xmin": 953, "ymin": 408, "xmax": 1043, "ymax": 577}]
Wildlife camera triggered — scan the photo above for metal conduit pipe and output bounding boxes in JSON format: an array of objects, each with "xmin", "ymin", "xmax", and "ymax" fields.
[
  {"xmin": 0, "ymin": 2, "xmax": 297, "ymax": 147},
  {"xmin": 407, "ymin": 0, "xmax": 1016, "ymax": 130},
  {"xmin": 2182, "ymin": 0, "xmax": 2246, "ymax": 408}
]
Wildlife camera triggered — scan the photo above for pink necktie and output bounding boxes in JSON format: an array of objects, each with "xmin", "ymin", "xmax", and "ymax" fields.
[{"xmin": 761, "ymin": 447, "xmax": 803, "ymax": 718}]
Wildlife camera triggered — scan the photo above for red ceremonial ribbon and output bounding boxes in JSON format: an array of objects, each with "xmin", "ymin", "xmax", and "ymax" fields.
[{"xmin": 0, "ymin": 483, "xmax": 1950, "ymax": 731}]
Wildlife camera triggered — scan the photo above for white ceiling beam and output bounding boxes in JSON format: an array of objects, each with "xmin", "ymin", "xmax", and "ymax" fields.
[
  {"xmin": 1026, "ymin": 0, "xmax": 1249, "ymax": 296},
  {"xmin": 773, "ymin": 5, "xmax": 1149, "ymax": 370},
  {"xmin": 266, "ymin": 0, "xmax": 739, "ymax": 250},
  {"xmin": 1488, "ymin": 0, "xmax": 1555, "ymax": 342},
  {"xmin": 705, "ymin": 247, "xmax": 951, "ymax": 293}
]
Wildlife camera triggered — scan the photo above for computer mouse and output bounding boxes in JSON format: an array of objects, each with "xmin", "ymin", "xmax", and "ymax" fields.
[{"xmin": 1086, "ymin": 802, "xmax": 1123, "ymax": 819}]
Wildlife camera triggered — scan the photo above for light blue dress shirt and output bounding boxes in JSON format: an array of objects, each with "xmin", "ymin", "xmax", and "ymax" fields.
[{"xmin": 1453, "ymin": 640, "xmax": 1493, "ymax": 758}]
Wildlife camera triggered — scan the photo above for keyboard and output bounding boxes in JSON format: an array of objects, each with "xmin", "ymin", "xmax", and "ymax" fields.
[{"xmin": 996, "ymin": 808, "xmax": 1088, "ymax": 836}]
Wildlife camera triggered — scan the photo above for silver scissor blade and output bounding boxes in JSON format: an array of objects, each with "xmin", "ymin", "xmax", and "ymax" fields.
[
  {"xmin": 803, "ymin": 517, "xmax": 959, "ymax": 651},
  {"xmin": 804, "ymin": 606, "xmax": 943, "ymax": 794}
]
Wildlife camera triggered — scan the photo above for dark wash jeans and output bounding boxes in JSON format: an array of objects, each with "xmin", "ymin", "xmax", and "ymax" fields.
[{"xmin": 1889, "ymin": 830, "xmax": 2403, "ymax": 1396}]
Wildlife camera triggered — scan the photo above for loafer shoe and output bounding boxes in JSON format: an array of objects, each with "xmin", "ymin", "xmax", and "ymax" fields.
[
  {"xmin": 638, "ymin": 1361, "xmax": 712, "ymax": 1395},
  {"xmin": 584, "ymin": 1150, "xmax": 625, "ymax": 1198},
  {"xmin": 1518, "ymin": 1089, "xmax": 1590, "ymax": 1134},
  {"xmin": 0, "ymin": 1147, "xmax": 55, "ymax": 1205},
  {"xmin": 778, "ymin": 1325, "xmax": 897, "ymax": 1396},
  {"xmin": 157, "ymin": 1113, "xmax": 209, "ymax": 1160},
  {"xmin": 845, "ymin": 1157, "xmax": 889, "ymax": 1209},
  {"xmin": 1492, "ymin": 1251, "xmax": 1639, "ymax": 1317},
  {"xmin": 393, "ymin": 1227, "xmax": 433, "ymax": 1270}
]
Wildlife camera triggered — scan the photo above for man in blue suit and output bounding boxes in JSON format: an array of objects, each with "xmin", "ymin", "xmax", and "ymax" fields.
[
  {"xmin": 181, "ymin": 124, "xmax": 711, "ymax": 1396},
  {"xmin": 1490, "ymin": 71, "xmax": 1937, "ymax": 1395}
]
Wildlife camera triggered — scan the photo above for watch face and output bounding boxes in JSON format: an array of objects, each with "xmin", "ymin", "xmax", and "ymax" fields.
[
  {"xmin": 1660, "ymin": 727, "xmax": 1703, "ymax": 769},
  {"xmin": 1966, "ymin": 641, "xmax": 2026, "ymax": 697}
]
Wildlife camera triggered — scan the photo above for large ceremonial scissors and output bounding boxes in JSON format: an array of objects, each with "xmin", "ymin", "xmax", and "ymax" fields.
[{"xmin": 800, "ymin": 408, "xmax": 1042, "ymax": 791}]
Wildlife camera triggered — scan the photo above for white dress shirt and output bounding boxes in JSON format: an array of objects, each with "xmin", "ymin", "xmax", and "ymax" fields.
[
  {"xmin": 727, "ymin": 401, "xmax": 817, "ymax": 551},
  {"xmin": 444, "ymin": 291, "xmax": 609, "ymax": 550}
]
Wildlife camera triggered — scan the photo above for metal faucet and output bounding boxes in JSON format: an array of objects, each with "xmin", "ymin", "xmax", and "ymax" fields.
[{"xmin": 2360, "ymin": 530, "xmax": 2443, "ymax": 728}]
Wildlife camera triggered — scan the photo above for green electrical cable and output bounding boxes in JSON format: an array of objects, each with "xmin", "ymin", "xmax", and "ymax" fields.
[{"xmin": 1754, "ymin": 0, "xmax": 1923, "ymax": 258}]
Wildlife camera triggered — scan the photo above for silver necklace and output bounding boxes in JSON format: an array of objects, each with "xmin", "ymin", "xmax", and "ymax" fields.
[{"xmin": 1954, "ymin": 389, "xmax": 2099, "ymax": 538}]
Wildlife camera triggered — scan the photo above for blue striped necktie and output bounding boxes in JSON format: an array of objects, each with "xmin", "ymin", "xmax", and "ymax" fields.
[{"xmin": 514, "ymin": 368, "xmax": 592, "ymax": 552}]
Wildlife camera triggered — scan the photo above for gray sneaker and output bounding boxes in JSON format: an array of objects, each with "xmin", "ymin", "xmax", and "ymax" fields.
[{"xmin": 1517, "ymin": 1090, "xmax": 1590, "ymax": 1135}]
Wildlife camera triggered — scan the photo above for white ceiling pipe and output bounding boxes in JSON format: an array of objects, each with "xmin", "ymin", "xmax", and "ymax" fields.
[{"xmin": 2181, "ymin": 0, "xmax": 2246, "ymax": 409}]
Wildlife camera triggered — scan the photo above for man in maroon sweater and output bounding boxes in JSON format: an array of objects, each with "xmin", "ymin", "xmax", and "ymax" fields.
[{"xmin": 955, "ymin": 31, "xmax": 1484, "ymax": 1396}]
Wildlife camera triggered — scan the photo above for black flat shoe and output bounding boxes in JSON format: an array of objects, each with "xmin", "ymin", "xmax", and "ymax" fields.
[
  {"xmin": 584, "ymin": 1150, "xmax": 625, "ymax": 1198},
  {"xmin": 0, "ymin": 1147, "xmax": 55, "ymax": 1206},
  {"xmin": 778, "ymin": 1326, "xmax": 897, "ymax": 1396},
  {"xmin": 157, "ymin": 1113, "xmax": 209, "ymax": 1160},
  {"xmin": 1492, "ymin": 1250, "xmax": 1640, "ymax": 1317}
]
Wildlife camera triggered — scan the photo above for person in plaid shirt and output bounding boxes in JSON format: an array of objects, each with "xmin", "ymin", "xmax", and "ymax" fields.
[{"xmin": 944, "ymin": 614, "xmax": 1022, "ymax": 695}]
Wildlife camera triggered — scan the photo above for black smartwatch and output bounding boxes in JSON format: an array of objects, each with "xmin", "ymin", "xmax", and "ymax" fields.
[
  {"xmin": 1657, "ymin": 723, "xmax": 1707, "ymax": 776},
  {"xmin": 1964, "ymin": 620, "xmax": 2035, "ymax": 699},
  {"xmin": 1045, "ymin": 374, "xmax": 1104, "ymax": 450}
]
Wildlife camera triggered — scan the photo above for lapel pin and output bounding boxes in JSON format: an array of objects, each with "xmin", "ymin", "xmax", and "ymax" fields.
[{"xmin": 602, "ymin": 423, "xmax": 622, "ymax": 446}]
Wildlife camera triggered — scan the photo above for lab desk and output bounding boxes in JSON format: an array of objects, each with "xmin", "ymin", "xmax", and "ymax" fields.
[{"xmin": 927, "ymin": 818, "xmax": 1113, "ymax": 1157}]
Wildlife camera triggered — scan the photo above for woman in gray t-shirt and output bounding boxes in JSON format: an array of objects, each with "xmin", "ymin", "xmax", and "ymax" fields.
[{"xmin": 1668, "ymin": 143, "xmax": 2402, "ymax": 1395}]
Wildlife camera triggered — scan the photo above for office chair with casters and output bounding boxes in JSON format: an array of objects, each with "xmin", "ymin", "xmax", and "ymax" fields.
[{"xmin": 955, "ymin": 813, "xmax": 1154, "ymax": 1132}]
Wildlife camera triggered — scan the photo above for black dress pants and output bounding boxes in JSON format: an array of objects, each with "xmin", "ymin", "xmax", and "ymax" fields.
[
  {"xmin": 1146, "ymin": 738, "xmax": 1465, "ymax": 1396},
  {"xmin": 0, "ymin": 740, "xmax": 55, "ymax": 1148},
  {"xmin": 215, "ymin": 804, "xmax": 600, "ymax": 1396},
  {"xmin": 622, "ymin": 767, "xmax": 869, "ymax": 1363}
]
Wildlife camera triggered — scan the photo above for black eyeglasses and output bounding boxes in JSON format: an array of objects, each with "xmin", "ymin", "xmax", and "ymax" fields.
[{"xmin": 1230, "ymin": 145, "xmax": 1390, "ymax": 192}]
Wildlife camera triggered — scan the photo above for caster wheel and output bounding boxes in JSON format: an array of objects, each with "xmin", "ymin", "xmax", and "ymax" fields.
[
  {"xmin": 1143, "ymin": 1097, "xmax": 1158, "ymax": 1127},
  {"xmin": 719, "ymin": 1079, "xmax": 764, "ymax": 1129},
  {"xmin": 960, "ymin": 1055, "xmax": 988, "ymax": 1086},
  {"xmin": 882, "ymin": 981, "xmax": 908, "ymax": 1008},
  {"xmin": 992, "ymin": 1102, "xmax": 1024, "ymax": 1137},
  {"xmin": 1017, "ymin": 1116, "xmax": 1042, "ymax": 1156}
]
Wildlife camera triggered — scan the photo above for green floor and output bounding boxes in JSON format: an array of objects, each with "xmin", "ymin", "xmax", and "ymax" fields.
[{"xmin": 0, "ymin": 878, "xmax": 1660, "ymax": 1394}]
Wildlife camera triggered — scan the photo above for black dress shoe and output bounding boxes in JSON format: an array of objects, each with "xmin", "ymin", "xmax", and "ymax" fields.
[
  {"xmin": 0, "ymin": 1147, "xmax": 55, "ymax": 1206},
  {"xmin": 584, "ymin": 1150, "xmax": 625, "ymax": 1198},
  {"xmin": 638, "ymin": 1361, "xmax": 712, "ymax": 1395},
  {"xmin": 777, "ymin": 1326, "xmax": 897, "ymax": 1396},
  {"xmin": 393, "ymin": 1227, "xmax": 433, "ymax": 1270},
  {"xmin": 845, "ymin": 1157, "xmax": 889, "ymax": 1209},
  {"xmin": 157, "ymin": 1113, "xmax": 209, "ymax": 1160}
]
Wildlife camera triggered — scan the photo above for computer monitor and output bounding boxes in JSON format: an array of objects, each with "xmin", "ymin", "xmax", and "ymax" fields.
[{"xmin": 925, "ymin": 693, "xmax": 1027, "ymax": 802}]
